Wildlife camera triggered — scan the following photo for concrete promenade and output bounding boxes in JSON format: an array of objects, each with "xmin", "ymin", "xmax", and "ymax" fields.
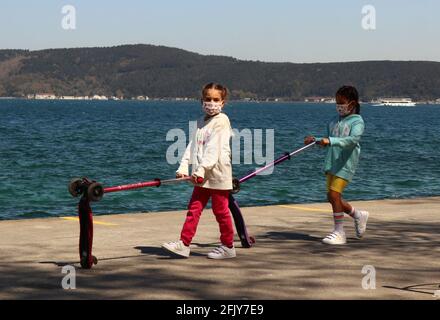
[{"xmin": 0, "ymin": 197, "xmax": 439, "ymax": 299}]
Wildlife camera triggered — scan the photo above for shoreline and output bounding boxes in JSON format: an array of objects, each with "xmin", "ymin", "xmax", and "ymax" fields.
[
  {"xmin": 2, "ymin": 97, "xmax": 440, "ymax": 105},
  {"xmin": 1, "ymin": 194, "xmax": 440, "ymax": 222}
]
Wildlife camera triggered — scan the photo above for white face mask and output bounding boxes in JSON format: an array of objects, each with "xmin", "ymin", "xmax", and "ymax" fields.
[
  {"xmin": 336, "ymin": 103, "xmax": 353, "ymax": 116},
  {"xmin": 203, "ymin": 101, "xmax": 223, "ymax": 116}
]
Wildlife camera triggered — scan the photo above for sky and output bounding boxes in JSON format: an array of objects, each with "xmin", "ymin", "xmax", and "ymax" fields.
[{"xmin": 0, "ymin": 0, "xmax": 438, "ymax": 63}]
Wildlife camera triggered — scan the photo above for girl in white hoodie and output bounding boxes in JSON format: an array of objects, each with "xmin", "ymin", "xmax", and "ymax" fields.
[{"xmin": 162, "ymin": 83, "xmax": 235, "ymax": 259}]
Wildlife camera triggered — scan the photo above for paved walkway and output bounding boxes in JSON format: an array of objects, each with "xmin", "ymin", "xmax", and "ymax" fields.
[{"xmin": 1, "ymin": 197, "xmax": 439, "ymax": 299}]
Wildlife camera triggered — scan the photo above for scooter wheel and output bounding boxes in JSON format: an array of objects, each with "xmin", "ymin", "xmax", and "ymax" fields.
[
  {"xmin": 80, "ymin": 256, "xmax": 91, "ymax": 269},
  {"xmin": 88, "ymin": 182, "xmax": 104, "ymax": 202},
  {"xmin": 68, "ymin": 178, "xmax": 84, "ymax": 197}
]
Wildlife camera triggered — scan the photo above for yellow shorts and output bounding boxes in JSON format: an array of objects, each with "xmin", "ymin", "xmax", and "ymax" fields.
[{"xmin": 326, "ymin": 174, "xmax": 349, "ymax": 194}]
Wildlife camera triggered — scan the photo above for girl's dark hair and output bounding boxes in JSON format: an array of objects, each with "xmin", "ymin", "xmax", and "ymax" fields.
[
  {"xmin": 202, "ymin": 83, "xmax": 229, "ymax": 101},
  {"xmin": 336, "ymin": 85, "xmax": 360, "ymax": 114}
]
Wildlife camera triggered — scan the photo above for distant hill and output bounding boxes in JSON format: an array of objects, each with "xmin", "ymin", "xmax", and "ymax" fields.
[{"xmin": 1, "ymin": 44, "xmax": 439, "ymax": 100}]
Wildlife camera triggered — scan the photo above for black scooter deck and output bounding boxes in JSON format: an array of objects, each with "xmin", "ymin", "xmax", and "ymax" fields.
[
  {"xmin": 78, "ymin": 197, "xmax": 97, "ymax": 269},
  {"xmin": 228, "ymin": 194, "xmax": 255, "ymax": 248}
]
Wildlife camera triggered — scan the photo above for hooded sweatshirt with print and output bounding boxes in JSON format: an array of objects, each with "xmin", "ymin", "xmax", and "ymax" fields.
[
  {"xmin": 319, "ymin": 114, "xmax": 365, "ymax": 182},
  {"xmin": 177, "ymin": 113, "xmax": 233, "ymax": 190}
]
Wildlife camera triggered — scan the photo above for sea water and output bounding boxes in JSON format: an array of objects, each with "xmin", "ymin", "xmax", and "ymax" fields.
[{"xmin": 0, "ymin": 99, "xmax": 439, "ymax": 220}]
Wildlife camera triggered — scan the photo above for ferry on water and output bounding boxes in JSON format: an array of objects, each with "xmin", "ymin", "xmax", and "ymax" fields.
[{"xmin": 373, "ymin": 98, "xmax": 417, "ymax": 107}]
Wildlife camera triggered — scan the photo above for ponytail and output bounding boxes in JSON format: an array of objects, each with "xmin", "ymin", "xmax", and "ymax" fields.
[{"xmin": 354, "ymin": 102, "xmax": 360, "ymax": 115}]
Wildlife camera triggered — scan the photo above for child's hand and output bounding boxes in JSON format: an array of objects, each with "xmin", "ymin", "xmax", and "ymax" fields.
[
  {"xmin": 191, "ymin": 174, "xmax": 203, "ymax": 184},
  {"xmin": 176, "ymin": 172, "xmax": 188, "ymax": 179},
  {"xmin": 318, "ymin": 138, "xmax": 330, "ymax": 146},
  {"xmin": 304, "ymin": 136, "xmax": 316, "ymax": 145}
]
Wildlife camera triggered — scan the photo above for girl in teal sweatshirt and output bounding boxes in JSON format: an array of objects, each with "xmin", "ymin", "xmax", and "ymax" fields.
[{"xmin": 305, "ymin": 85, "xmax": 369, "ymax": 245}]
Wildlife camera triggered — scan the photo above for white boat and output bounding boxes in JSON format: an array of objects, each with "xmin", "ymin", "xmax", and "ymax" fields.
[{"xmin": 373, "ymin": 98, "xmax": 416, "ymax": 107}]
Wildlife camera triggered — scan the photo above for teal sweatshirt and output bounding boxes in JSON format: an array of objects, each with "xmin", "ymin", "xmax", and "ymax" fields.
[{"xmin": 319, "ymin": 114, "xmax": 365, "ymax": 182}]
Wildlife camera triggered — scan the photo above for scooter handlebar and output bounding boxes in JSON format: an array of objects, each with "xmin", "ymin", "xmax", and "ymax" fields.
[{"xmin": 195, "ymin": 177, "xmax": 204, "ymax": 184}]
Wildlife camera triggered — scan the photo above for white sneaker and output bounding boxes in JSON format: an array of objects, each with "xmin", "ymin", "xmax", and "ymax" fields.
[
  {"xmin": 322, "ymin": 231, "xmax": 347, "ymax": 245},
  {"xmin": 207, "ymin": 245, "xmax": 236, "ymax": 259},
  {"xmin": 354, "ymin": 211, "xmax": 369, "ymax": 238},
  {"xmin": 161, "ymin": 240, "xmax": 190, "ymax": 258}
]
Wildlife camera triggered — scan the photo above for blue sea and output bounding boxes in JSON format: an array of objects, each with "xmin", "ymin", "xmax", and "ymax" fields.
[{"xmin": 0, "ymin": 99, "xmax": 439, "ymax": 220}]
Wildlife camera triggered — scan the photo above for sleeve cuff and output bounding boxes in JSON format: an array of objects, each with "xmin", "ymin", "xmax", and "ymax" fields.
[
  {"xmin": 193, "ymin": 166, "xmax": 205, "ymax": 179},
  {"xmin": 328, "ymin": 137, "xmax": 336, "ymax": 146},
  {"xmin": 176, "ymin": 166, "xmax": 189, "ymax": 176}
]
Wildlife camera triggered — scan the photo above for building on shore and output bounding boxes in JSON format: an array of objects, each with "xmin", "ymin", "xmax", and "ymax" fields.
[
  {"xmin": 135, "ymin": 96, "xmax": 150, "ymax": 101},
  {"xmin": 34, "ymin": 93, "xmax": 56, "ymax": 100},
  {"xmin": 91, "ymin": 95, "xmax": 108, "ymax": 100},
  {"xmin": 29, "ymin": 94, "xmax": 108, "ymax": 100},
  {"xmin": 304, "ymin": 96, "xmax": 336, "ymax": 103},
  {"xmin": 58, "ymin": 96, "xmax": 90, "ymax": 100}
]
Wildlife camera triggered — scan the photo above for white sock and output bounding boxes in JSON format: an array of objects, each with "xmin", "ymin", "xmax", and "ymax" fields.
[
  {"xmin": 333, "ymin": 212, "xmax": 345, "ymax": 233},
  {"xmin": 349, "ymin": 207, "xmax": 361, "ymax": 219}
]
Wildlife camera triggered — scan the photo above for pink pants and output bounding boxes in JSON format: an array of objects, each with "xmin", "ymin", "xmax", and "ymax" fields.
[{"xmin": 180, "ymin": 186, "xmax": 234, "ymax": 248}]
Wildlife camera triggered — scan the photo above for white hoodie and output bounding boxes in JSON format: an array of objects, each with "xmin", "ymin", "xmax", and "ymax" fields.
[{"xmin": 177, "ymin": 113, "xmax": 233, "ymax": 190}]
